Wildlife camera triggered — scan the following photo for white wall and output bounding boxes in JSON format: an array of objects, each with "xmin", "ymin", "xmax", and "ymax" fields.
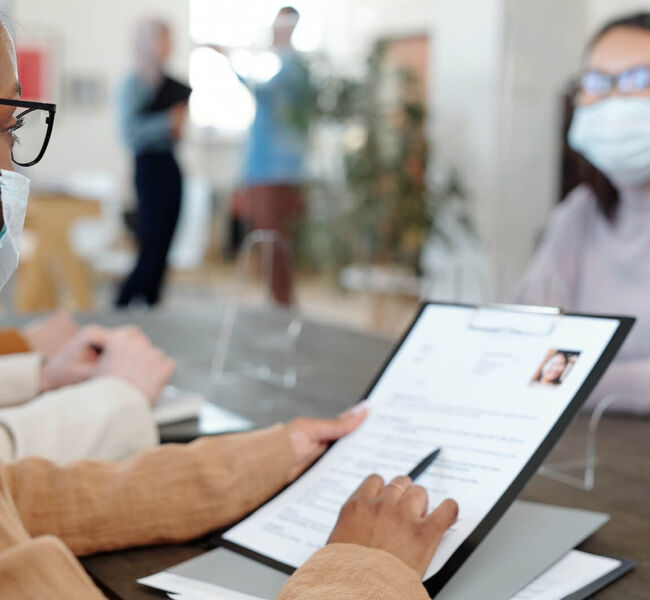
[
  {"xmin": 12, "ymin": 0, "xmax": 190, "ymax": 201},
  {"xmin": 431, "ymin": 0, "xmax": 589, "ymax": 301},
  {"xmin": 430, "ymin": 0, "xmax": 504, "ymax": 300},
  {"xmin": 495, "ymin": 0, "xmax": 589, "ymax": 297},
  {"xmin": 589, "ymin": 0, "xmax": 650, "ymax": 29},
  {"xmin": 319, "ymin": 0, "xmax": 432, "ymax": 74}
]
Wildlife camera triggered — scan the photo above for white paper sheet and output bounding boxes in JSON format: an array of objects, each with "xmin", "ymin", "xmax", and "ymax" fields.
[
  {"xmin": 224, "ymin": 305, "xmax": 619, "ymax": 580},
  {"xmin": 509, "ymin": 550, "xmax": 622, "ymax": 599},
  {"xmin": 154, "ymin": 387, "xmax": 204, "ymax": 425},
  {"xmin": 138, "ymin": 572, "xmax": 262, "ymax": 600},
  {"xmin": 168, "ymin": 595, "xmax": 264, "ymax": 600}
]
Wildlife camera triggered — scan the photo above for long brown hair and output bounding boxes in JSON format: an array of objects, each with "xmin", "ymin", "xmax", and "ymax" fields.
[{"xmin": 565, "ymin": 12, "xmax": 650, "ymax": 221}]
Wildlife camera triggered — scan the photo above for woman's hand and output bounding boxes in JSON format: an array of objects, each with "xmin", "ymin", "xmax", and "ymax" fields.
[
  {"xmin": 24, "ymin": 311, "xmax": 80, "ymax": 359},
  {"xmin": 287, "ymin": 406, "xmax": 368, "ymax": 480},
  {"xmin": 40, "ymin": 325, "xmax": 110, "ymax": 392},
  {"xmin": 93, "ymin": 327, "xmax": 176, "ymax": 405},
  {"xmin": 328, "ymin": 474, "xmax": 458, "ymax": 577}
]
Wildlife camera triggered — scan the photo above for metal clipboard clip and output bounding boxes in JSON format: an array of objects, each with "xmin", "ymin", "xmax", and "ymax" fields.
[{"xmin": 468, "ymin": 303, "xmax": 563, "ymax": 336}]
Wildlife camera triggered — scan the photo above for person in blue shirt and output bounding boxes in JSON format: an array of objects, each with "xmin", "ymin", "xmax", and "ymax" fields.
[
  {"xmin": 115, "ymin": 19, "xmax": 188, "ymax": 308},
  {"xmin": 213, "ymin": 7, "xmax": 309, "ymax": 306}
]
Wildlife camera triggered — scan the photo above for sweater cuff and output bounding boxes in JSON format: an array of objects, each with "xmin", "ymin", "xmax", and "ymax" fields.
[
  {"xmin": 0, "ymin": 353, "xmax": 41, "ymax": 407},
  {"xmin": 0, "ymin": 536, "xmax": 105, "ymax": 598},
  {"xmin": 277, "ymin": 543, "xmax": 430, "ymax": 600},
  {"xmin": 0, "ymin": 377, "xmax": 158, "ymax": 463}
]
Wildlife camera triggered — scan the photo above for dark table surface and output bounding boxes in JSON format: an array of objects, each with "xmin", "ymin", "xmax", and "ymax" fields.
[
  {"xmin": 78, "ymin": 307, "xmax": 395, "ymax": 439},
  {"xmin": 4, "ymin": 308, "xmax": 648, "ymax": 599}
]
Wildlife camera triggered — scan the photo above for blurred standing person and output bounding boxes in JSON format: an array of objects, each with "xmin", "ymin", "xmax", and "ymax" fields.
[
  {"xmin": 212, "ymin": 7, "xmax": 310, "ymax": 306},
  {"xmin": 116, "ymin": 19, "xmax": 190, "ymax": 308}
]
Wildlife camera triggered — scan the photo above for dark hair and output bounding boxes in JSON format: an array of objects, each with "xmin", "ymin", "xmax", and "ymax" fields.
[
  {"xmin": 279, "ymin": 6, "xmax": 300, "ymax": 17},
  {"xmin": 566, "ymin": 13, "xmax": 650, "ymax": 221}
]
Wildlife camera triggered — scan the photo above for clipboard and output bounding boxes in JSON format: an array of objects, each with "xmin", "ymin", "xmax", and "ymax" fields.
[
  {"xmin": 142, "ymin": 75, "xmax": 192, "ymax": 113},
  {"xmin": 219, "ymin": 302, "xmax": 635, "ymax": 597}
]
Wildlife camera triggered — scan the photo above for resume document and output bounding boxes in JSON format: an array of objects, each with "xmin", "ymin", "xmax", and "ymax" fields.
[{"xmin": 224, "ymin": 305, "xmax": 620, "ymax": 580}]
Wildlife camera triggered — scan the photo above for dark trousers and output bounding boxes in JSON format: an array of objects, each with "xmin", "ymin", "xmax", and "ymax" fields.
[
  {"xmin": 241, "ymin": 184, "xmax": 304, "ymax": 306},
  {"xmin": 116, "ymin": 151, "xmax": 182, "ymax": 307}
]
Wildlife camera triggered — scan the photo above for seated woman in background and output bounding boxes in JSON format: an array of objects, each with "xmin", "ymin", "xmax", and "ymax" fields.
[
  {"xmin": 0, "ymin": 310, "xmax": 174, "ymax": 463},
  {"xmin": 516, "ymin": 12, "xmax": 650, "ymax": 414}
]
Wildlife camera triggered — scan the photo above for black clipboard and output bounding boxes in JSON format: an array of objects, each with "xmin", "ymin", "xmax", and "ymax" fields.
[
  {"xmin": 142, "ymin": 75, "xmax": 191, "ymax": 113},
  {"xmin": 219, "ymin": 302, "xmax": 635, "ymax": 597}
]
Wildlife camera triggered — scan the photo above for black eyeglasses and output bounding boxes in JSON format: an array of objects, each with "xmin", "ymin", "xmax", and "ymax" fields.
[{"xmin": 0, "ymin": 99, "xmax": 56, "ymax": 167}]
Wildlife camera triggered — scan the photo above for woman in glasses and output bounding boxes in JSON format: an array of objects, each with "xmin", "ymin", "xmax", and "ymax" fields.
[
  {"xmin": 0, "ymin": 21, "xmax": 457, "ymax": 599},
  {"xmin": 516, "ymin": 12, "xmax": 650, "ymax": 414}
]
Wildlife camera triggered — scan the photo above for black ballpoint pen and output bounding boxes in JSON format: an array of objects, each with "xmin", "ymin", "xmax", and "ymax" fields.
[{"xmin": 407, "ymin": 448, "xmax": 441, "ymax": 481}]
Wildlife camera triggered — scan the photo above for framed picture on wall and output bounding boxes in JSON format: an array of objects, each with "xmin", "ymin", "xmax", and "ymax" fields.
[{"xmin": 16, "ymin": 39, "xmax": 54, "ymax": 102}]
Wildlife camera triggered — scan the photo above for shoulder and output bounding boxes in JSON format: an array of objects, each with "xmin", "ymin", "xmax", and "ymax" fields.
[
  {"xmin": 545, "ymin": 185, "xmax": 599, "ymax": 236},
  {"xmin": 553, "ymin": 185, "xmax": 598, "ymax": 221},
  {"xmin": 119, "ymin": 73, "xmax": 149, "ymax": 98},
  {"xmin": 121, "ymin": 72, "xmax": 140, "ymax": 90}
]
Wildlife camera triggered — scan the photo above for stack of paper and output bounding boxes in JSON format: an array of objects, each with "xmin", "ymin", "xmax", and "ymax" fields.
[
  {"xmin": 511, "ymin": 550, "xmax": 625, "ymax": 599},
  {"xmin": 139, "ymin": 572, "xmax": 262, "ymax": 600},
  {"xmin": 153, "ymin": 387, "xmax": 204, "ymax": 425},
  {"xmin": 140, "ymin": 550, "xmax": 627, "ymax": 600}
]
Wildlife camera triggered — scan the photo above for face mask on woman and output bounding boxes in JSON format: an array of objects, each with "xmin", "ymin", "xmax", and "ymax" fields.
[
  {"xmin": 568, "ymin": 96, "xmax": 650, "ymax": 187},
  {"xmin": 0, "ymin": 169, "xmax": 30, "ymax": 290}
]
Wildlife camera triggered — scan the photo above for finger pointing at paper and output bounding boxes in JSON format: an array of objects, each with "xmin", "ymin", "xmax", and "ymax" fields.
[{"xmin": 328, "ymin": 474, "xmax": 459, "ymax": 577}]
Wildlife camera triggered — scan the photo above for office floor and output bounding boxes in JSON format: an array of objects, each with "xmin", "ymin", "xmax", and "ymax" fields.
[{"xmin": 94, "ymin": 261, "xmax": 420, "ymax": 341}]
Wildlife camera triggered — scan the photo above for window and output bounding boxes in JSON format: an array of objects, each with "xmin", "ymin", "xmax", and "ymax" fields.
[
  {"xmin": 188, "ymin": 48, "xmax": 255, "ymax": 133},
  {"xmin": 188, "ymin": 0, "xmax": 322, "ymax": 133}
]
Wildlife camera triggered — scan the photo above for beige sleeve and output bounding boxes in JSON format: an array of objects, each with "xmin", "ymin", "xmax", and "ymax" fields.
[
  {"xmin": 0, "ymin": 353, "xmax": 41, "ymax": 407},
  {"xmin": 0, "ymin": 471, "xmax": 106, "ymax": 598},
  {"xmin": 0, "ymin": 536, "xmax": 106, "ymax": 599},
  {"xmin": 4, "ymin": 425, "xmax": 294, "ymax": 556},
  {"xmin": 0, "ymin": 377, "xmax": 159, "ymax": 463},
  {"xmin": 277, "ymin": 544, "xmax": 430, "ymax": 600}
]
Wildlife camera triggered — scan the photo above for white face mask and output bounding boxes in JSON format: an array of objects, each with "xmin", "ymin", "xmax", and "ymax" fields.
[
  {"xmin": 568, "ymin": 97, "xmax": 650, "ymax": 188},
  {"xmin": 0, "ymin": 170, "xmax": 30, "ymax": 291}
]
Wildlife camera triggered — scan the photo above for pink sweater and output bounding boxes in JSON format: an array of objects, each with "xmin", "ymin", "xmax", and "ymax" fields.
[{"xmin": 515, "ymin": 184, "xmax": 650, "ymax": 414}]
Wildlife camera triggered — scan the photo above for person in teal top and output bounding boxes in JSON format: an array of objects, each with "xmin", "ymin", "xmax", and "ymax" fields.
[
  {"xmin": 239, "ymin": 49, "xmax": 307, "ymax": 187},
  {"xmin": 210, "ymin": 6, "xmax": 310, "ymax": 306}
]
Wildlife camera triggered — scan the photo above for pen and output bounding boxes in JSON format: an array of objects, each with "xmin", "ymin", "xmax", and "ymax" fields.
[{"xmin": 407, "ymin": 447, "xmax": 441, "ymax": 481}]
